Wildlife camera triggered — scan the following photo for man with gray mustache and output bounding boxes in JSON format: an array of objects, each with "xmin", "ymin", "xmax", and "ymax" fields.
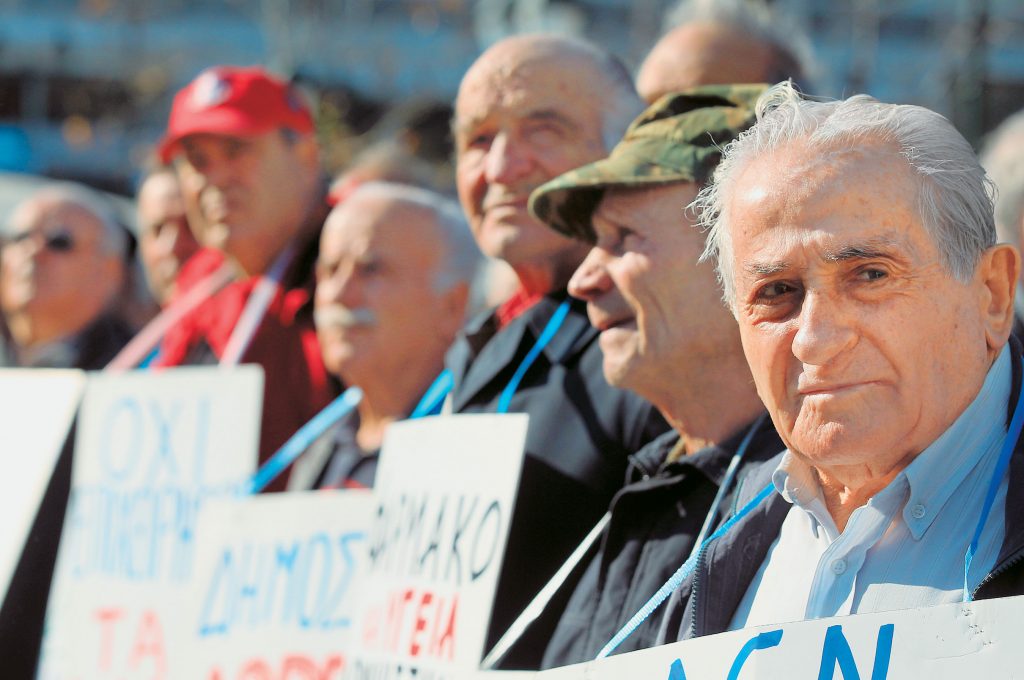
[{"xmin": 286, "ymin": 181, "xmax": 481, "ymax": 490}]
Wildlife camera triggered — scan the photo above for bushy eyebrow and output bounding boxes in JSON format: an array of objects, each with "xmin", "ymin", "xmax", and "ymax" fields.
[
  {"xmin": 453, "ymin": 108, "xmax": 577, "ymax": 138},
  {"xmin": 822, "ymin": 236, "xmax": 904, "ymax": 263},
  {"xmin": 742, "ymin": 234, "xmax": 911, "ymax": 278}
]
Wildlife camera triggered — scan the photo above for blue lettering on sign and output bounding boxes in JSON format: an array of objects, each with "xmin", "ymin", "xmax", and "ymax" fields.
[
  {"xmin": 197, "ymin": 530, "xmax": 366, "ymax": 637},
  {"xmin": 727, "ymin": 629, "xmax": 784, "ymax": 680},
  {"xmin": 817, "ymin": 623, "xmax": 895, "ymax": 680},
  {"xmin": 667, "ymin": 659, "xmax": 687, "ymax": 680},
  {"xmin": 98, "ymin": 397, "xmax": 144, "ymax": 483}
]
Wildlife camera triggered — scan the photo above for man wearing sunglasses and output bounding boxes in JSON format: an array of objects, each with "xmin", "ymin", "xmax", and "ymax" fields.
[{"xmin": 0, "ymin": 183, "xmax": 134, "ymax": 369}]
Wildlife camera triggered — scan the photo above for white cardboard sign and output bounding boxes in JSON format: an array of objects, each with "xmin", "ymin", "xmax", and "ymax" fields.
[
  {"xmin": 38, "ymin": 366, "xmax": 263, "ymax": 680},
  {"xmin": 0, "ymin": 369, "xmax": 86, "ymax": 604},
  {"xmin": 184, "ymin": 491, "xmax": 374, "ymax": 679},
  {"xmin": 462, "ymin": 595, "xmax": 1024, "ymax": 679},
  {"xmin": 346, "ymin": 414, "xmax": 529, "ymax": 680}
]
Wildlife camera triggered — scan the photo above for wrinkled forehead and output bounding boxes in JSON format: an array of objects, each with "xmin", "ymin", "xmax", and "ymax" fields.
[
  {"xmin": 9, "ymin": 196, "xmax": 104, "ymax": 237},
  {"xmin": 455, "ymin": 49, "xmax": 606, "ymax": 127},
  {"xmin": 324, "ymin": 197, "xmax": 439, "ymax": 258},
  {"xmin": 727, "ymin": 141, "xmax": 930, "ymax": 263}
]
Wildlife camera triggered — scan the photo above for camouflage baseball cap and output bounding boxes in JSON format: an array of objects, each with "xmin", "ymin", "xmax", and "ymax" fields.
[{"xmin": 530, "ymin": 83, "xmax": 768, "ymax": 242}]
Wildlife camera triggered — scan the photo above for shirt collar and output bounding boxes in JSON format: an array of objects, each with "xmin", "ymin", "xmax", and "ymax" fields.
[{"xmin": 899, "ymin": 344, "xmax": 1012, "ymax": 539}]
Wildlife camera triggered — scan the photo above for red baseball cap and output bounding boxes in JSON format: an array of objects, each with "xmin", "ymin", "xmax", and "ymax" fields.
[{"xmin": 158, "ymin": 66, "xmax": 314, "ymax": 163}]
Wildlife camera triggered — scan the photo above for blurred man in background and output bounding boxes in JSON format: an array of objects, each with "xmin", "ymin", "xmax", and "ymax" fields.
[
  {"xmin": 287, "ymin": 182, "xmax": 480, "ymax": 490},
  {"xmin": 636, "ymin": 0, "xmax": 810, "ymax": 103},
  {"xmin": 155, "ymin": 65, "xmax": 335, "ymax": 491},
  {"xmin": 980, "ymin": 109, "xmax": 1024, "ymax": 339},
  {"xmin": 1, "ymin": 183, "xmax": 133, "ymax": 369},
  {"xmin": 135, "ymin": 165, "xmax": 201, "ymax": 305},
  {"xmin": 450, "ymin": 33, "xmax": 669, "ymax": 666}
]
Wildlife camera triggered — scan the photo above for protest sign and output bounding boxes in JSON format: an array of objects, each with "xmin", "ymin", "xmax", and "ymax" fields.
[
  {"xmin": 37, "ymin": 366, "xmax": 263, "ymax": 680},
  {"xmin": 461, "ymin": 595, "xmax": 1024, "ymax": 679},
  {"xmin": 0, "ymin": 369, "xmax": 85, "ymax": 605},
  {"xmin": 185, "ymin": 491, "xmax": 374, "ymax": 679},
  {"xmin": 347, "ymin": 414, "xmax": 529, "ymax": 680}
]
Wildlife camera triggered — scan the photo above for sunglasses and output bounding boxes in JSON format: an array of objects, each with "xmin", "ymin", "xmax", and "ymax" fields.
[{"xmin": 2, "ymin": 229, "xmax": 76, "ymax": 253}]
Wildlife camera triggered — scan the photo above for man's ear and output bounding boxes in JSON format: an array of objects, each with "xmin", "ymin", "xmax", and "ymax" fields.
[
  {"xmin": 977, "ymin": 243, "xmax": 1021, "ymax": 350},
  {"xmin": 293, "ymin": 133, "xmax": 321, "ymax": 172},
  {"xmin": 438, "ymin": 281, "xmax": 470, "ymax": 343}
]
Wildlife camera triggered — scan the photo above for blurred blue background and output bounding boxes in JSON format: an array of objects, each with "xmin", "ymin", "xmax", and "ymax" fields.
[{"xmin": 0, "ymin": 0, "xmax": 1021, "ymax": 196}]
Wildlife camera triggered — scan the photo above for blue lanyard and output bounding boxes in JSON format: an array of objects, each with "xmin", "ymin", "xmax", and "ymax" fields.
[
  {"xmin": 246, "ymin": 386, "xmax": 363, "ymax": 493},
  {"xmin": 410, "ymin": 369, "xmax": 454, "ymax": 418},
  {"xmin": 409, "ymin": 298, "xmax": 573, "ymax": 417},
  {"xmin": 964, "ymin": 380, "xmax": 1024, "ymax": 600},
  {"xmin": 596, "ymin": 481, "xmax": 777, "ymax": 659}
]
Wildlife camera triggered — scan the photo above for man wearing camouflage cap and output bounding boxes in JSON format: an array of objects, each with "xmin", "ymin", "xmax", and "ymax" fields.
[{"xmin": 524, "ymin": 85, "xmax": 785, "ymax": 666}]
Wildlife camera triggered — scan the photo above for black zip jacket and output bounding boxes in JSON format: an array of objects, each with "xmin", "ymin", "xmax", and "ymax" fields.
[{"xmin": 541, "ymin": 416, "xmax": 783, "ymax": 667}]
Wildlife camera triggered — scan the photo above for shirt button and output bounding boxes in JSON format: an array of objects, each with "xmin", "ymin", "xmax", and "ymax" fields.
[
  {"xmin": 911, "ymin": 503, "xmax": 927, "ymax": 519},
  {"xmin": 831, "ymin": 559, "xmax": 847, "ymax": 575}
]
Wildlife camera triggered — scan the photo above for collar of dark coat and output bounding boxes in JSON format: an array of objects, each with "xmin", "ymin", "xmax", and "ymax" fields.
[
  {"xmin": 625, "ymin": 414, "xmax": 780, "ymax": 490},
  {"xmin": 446, "ymin": 292, "xmax": 596, "ymax": 409}
]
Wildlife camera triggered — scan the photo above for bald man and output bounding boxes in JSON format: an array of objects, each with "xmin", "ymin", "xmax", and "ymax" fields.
[
  {"xmin": 287, "ymin": 182, "xmax": 480, "ymax": 490},
  {"xmin": 636, "ymin": 0, "xmax": 808, "ymax": 103},
  {"xmin": 450, "ymin": 34, "xmax": 669, "ymax": 665}
]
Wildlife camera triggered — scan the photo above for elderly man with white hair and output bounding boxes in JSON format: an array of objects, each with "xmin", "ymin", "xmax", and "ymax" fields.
[
  {"xmin": 286, "ymin": 181, "xmax": 481, "ymax": 490},
  {"xmin": 652, "ymin": 83, "xmax": 1024, "ymax": 643},
  {"xmin": 1, "ymin": 182, "xmax": 133, "ymax": 369}
]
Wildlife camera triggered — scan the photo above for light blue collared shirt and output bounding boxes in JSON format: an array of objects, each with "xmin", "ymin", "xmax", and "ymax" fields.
[{"xmin": 731, "ymin": 345, "xmax": 1013, "ymax": 630}]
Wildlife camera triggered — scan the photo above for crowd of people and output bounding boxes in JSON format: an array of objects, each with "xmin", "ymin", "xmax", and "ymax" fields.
[{"xmin": 4, "ymin": 0, "xmax": 1024, "ymax": 671}]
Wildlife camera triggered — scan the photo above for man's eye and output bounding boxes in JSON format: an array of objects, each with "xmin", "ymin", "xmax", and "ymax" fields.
[
  {"xmin": 755, "ymin": 281, "xmax": 799, "ymax": 302},
  {"xmin": 857, "ymin": 267, "xmax": 887, "ymax": 281}
]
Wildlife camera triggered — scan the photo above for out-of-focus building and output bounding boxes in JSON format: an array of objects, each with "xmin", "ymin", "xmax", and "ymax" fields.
[{"xmin": 0, "ymin": 0, "xmax": 1021, "ymax": 194}]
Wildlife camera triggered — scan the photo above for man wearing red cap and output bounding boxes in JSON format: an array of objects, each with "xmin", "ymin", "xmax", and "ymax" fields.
[{"xmin": 154, "ymin": 66, "xmax": 335, "ymax": 491}]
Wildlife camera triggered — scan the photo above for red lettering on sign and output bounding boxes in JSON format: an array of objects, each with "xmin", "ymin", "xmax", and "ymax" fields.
[
  {"xmin": 128, "ymin": 610, "xmax": 167, "ymax": 679},
  {"xmin": 94, "ymin": 607, "xmax": 124, "ymax": 671},
  {"xmin": 432, "ymin": 593, "xmax": 457, "ymax": 661},
  {"xmin": 408, "ymin": 591, "xmax": 433, "ymax": 656}
]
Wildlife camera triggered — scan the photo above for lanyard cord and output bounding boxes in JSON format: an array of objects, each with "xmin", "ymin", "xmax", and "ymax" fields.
[
  {"xmin": 247, "ymin": 386, "xmax": 363, "ymax": 493},
  {"xmin": 220, "ymin": 243, "xmax": 295, "ymax": 368},
  {"xmin": 964, "ymin": 379, "xmax": 1024, "ymax": 600},
  {"xmin": 497, "ymin": 298, "xmax": 571, "ymax": 413},
  {"xmin": 410, "ymin": 298, "xmax": 573, "ymax": 417},
  {"xmin": 688, "ymin": 412, "xmax": 769, "ymax": 559},
  {"xmin": 104, "ymin": 262, "xmax": 236, "ymax": 372},
  {"xmin": 596, "ymin": 481, "xmax": 776, "ymax": 659},
  {"xmin": 409, "ymin": 369, "xmax": 454, "ymax": 419}
]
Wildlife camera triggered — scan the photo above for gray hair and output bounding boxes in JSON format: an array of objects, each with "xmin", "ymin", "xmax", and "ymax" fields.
[
  {"xmin": 343, "ymin": 181, "xmax": 481, "ymax": 293},
  {"xmin": 696, "ymin": 81, "xmax": 996, "ymax": 308},
  {"xmin": 980, "ymin": 109, "xmax": 1024, "ymax": 247},
  {"xmin": 663, "ymin": 0, "xmax": 816, "ymax": 90},
  {"xmin": 14, "ymin": 182, "xmax": 128, "ymax": 257}
]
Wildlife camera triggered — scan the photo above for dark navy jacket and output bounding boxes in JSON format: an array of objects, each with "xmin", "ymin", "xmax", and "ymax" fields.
[
  {"xmin": 446, "ymin": 292, "xmax": 670, "ymax": 668},
  {"xmin": 541, "ymin": 416, "xmax": 783, "ymax": 668}
]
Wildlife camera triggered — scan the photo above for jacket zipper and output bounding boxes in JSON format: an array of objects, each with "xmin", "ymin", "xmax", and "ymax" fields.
[
  {"xmin": 687, "ymin": 542, "xmax": 708, "ymax": 639},
  {"xmin": 972, "ymin": 546, "xmax": 1024, "ymax": 598}
]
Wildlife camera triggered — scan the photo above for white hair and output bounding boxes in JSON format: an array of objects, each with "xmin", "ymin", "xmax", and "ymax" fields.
[
  {"xmin": 662, "ymin": 0, "xmax": 816, "ymax": 90},
  {"xmin": 696, "ymin": 81, "xmax": 996, "ymax": 308},
  {"xmin": 342, "ymin": 181, "xmax": 482, "ymax": 293},
  {"xmin": 980, "ymin": 109, "xmax": 1024, "ymax": 247},
  {"xmin": 20, "ymin": 182, "xmax": 128, "ymax": 257}
]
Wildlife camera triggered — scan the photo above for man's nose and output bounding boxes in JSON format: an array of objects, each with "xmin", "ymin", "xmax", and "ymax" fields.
[
  {"xmin": 483, "ymin": 131, "xmax": 532, "ymax": 186},
  {"xmin": 791, "ymin": 291, "xmax": 857, "ymax": 365},
  {"xmin": 568, "ymin": 247, "xmax": 614, "ymax": 303}
]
